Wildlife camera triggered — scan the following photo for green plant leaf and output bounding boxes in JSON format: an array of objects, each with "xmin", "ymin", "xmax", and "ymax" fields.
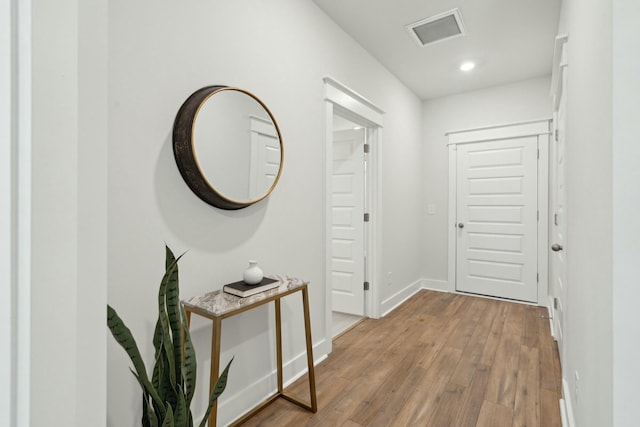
[
  {"xmin": 154, "ymin": 350, "xmax": 174, "ymax": 404},
  {"xmin": 107, "ymin": 305, "xmax": 166, "ymax": 418},
  {"xmin": 131, "ymin": 369, "xmax": 165, "ymax": 422},
  {"xmin": 198, "ymin": 358, "xmax": 233, "ymax": 427},
  {"xmin": 157, "ymin": 252, "xmax": 183, "ymax": 390},
  {"xmin": 162, "ymin": 404, "xmax": 174, "ymax": 427},
  {"xmin": 164, "ymin": 246, "xmax": 184, "ymax": 389},
  {"xmin": 142, "ymin": 391, "xmax": 159, "ymax": 427},
  {"xmin": 180, "ymin": 305, "xmax": 197, "ymax": 408},
  {"xmin": 173, "ymin": 390, "xmax": 188, "ymax": 427},
  {"xmin": 159, "ymin": 311, "xmax": 177, "ymax": 404}
]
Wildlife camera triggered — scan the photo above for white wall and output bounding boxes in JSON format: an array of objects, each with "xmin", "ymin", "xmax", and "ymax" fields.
[
  {"xmin": 612, "ymin": 0, "xmax": 640, "ymax": 425},
  {"xmin": 557, "ymin": 0, "xmax": 614, "ymax": 425},
  {"xmin": 27, "ymin": 0, "xmax": 108, "ymax": 426},
  {"xmin": 421, "ymin": 76, "xmax": 552, "ymax": 284},
  {"xmin": 107, "ymin": 0, "xmax": 423, "ymax": 425}
]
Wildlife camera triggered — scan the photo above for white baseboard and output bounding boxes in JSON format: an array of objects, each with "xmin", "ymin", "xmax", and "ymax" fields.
[
  {"xmin": 421, "ymin": 278, "xmax": 449, "ymax": 292},
  {"xmin": 219, "ymin": 338, "xmax": 328, "ymax": 426},
  {"xmin": 380, "ymin": 280, "xmax": 422, "ymax": 317},
  {"xmin": 560, "ymin": 379, "xmax": 576, "ymax": 427}
]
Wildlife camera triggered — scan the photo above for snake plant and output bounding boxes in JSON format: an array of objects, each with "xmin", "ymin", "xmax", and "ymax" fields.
[{"xmin": 108, "ymin": 246, "xmax": 232, "ymax": 427}]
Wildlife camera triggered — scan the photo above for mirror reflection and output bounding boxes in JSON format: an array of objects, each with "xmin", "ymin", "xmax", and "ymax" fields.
[{"xmin": 193, "ymin": 89, "xmax": 282, "ymax": 203}]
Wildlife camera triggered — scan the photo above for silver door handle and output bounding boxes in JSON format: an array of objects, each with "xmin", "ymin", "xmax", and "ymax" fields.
[
  {"xmin": 551, "ymin": 243, "xmax": 563, "ymax": 252},
  {"xmin": 458, "ymin": 223, "xmax": 464, "ymax": 229}
]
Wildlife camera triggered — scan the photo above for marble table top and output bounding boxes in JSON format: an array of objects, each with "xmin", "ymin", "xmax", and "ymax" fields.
[{"xmin": 182, "ymin": 274, "xmax": 307, "ymax": 317}]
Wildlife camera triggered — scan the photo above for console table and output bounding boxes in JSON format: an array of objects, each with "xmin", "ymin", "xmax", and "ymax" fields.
[{"xmin": 182, "ymin": 275, "xmax": 317, "ymax": 427}]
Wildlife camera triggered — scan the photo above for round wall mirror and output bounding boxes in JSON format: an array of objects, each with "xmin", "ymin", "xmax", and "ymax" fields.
[{"xmin": 173, "ymin": 86, "xmax": 284, "ymax": 210}]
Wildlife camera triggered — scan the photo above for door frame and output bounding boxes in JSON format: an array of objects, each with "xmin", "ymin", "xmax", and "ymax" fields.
[
  {"xmin": 323, "ymin": 77, "xmax": 384, "ymax": 351},
  {"xmin": 549, "ymin": 34, "xmax": 569, "ymax": 358},
  {"xmin": 1, "ymin": 0, "xmax": 15, "ymax": 422},
  {"xmin": 446, "ymin": 119, "xmax": 550, "ymax": 305}
]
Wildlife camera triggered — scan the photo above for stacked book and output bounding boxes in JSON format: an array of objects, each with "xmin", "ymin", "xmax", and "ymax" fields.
[{"xmin": 223, "ymin": 277, "xmax": 280, "ymax": 298}]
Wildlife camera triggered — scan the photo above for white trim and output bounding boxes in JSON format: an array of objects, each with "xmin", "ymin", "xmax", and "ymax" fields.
[
  {"xmin": 324, "ymin": 78, "xmax": 385, "ymax": 349},
  {"xmin": 15, "ymin": 0, "xmax": 31, "ymax": 424},
  {"xmin": 537, "ymin": 133, "xmax": 550, "ymax": 306},
  {"xmin": 323, "ymin": 102, "xmax": 334, "ymax": 353},
  {"xmin": 323, "ymin": 76, "xmax": 384, "ymax": 126},
  {"xmin": 366, "ymin": 126, "xmax": 383, "ymax": 320},
  {"xmin": 221, "ymin": 339, "xmax": 328, "ymax": 426},
  {"xmin": 560, "ymin": 379, "xmax": 576, "ymax": 427},
  {"xmin": 447, "ymin": 143, "xmax": 457, "ymax": 293},
  {"xmin": 551, "ymin": 34, "xmax": 569, "ymax": 111},
  {"xmin": 421, "ymin": 278, "xmax": 449, "ymax": 292},
  {"xmin": 447, "ymin": 120, "xmax": 551, "ymax": 305},
  {"xmin": 380, "ymin": 280, "xmax": 422, "ymax": 317},
  {"xmin": 446, "ymin": 118, "xmax": 551, "ymax": 145},
  {"xmin": 547, "ymin": 295, "xmax": 557, "ymax": 340},
  {"xmin": 0, "ymin": 0, "xmax": 14, "ymax": 424}
]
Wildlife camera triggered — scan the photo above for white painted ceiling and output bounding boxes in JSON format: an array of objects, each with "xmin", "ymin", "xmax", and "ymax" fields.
[{"xmin": 312, "ymin": 0, "xmax": 561, "ymax": 100}]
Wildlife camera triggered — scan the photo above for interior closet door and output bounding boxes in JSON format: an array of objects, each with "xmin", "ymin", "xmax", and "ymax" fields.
[
  {"xmin": 331, "ymin": 129, "xmax": 365, "ymax": 315},
  {"xmin": 456, "ymin": 137, "xmax": 539, "ymax": 303}
]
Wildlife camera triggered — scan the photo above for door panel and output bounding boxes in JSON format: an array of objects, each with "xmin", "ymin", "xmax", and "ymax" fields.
[
  {"xmin": 551, "ymin": 61, "xmax": 568, "ymax": 360},
  {"xmin": 456, "ymin": 137, "xmax": 539, "ymax": 303},
  {"xmin": 331, "ymin": 129, "xmax": 365, "ymax": 315},
  {"xmin": 249, "ymin": 117, "xmax": 281, "ymax": 199}
]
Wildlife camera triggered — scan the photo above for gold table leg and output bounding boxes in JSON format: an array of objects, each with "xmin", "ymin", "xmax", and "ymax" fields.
[
  {"xmin": 275, "ymin": 298, "xmax": 284, "ymax": 394},
  {"xmin": 302, "ymin": 286, "xmax": 318, "ymax": 412},
  {"xmin": 208, "ymin": 317, "xmax": 222, "ymax": 427}
]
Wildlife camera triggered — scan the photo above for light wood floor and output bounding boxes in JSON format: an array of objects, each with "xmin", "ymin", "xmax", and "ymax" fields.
[{"xmin": 240, "ymin": 290, "xmax": 562, "ymax": 427}]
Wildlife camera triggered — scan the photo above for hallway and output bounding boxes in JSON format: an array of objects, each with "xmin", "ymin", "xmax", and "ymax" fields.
[{"xmin": 241, "ymin": 290, "xmax": 562, "ymax": 426}]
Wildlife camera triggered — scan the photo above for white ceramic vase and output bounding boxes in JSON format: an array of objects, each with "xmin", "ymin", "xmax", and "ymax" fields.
[{"xmin": 243, "ymin": 260, "xmax": 263, "ymax": 285}]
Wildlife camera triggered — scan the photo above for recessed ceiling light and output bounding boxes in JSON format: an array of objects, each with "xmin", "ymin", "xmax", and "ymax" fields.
[{"xmin": 460, "ymin": 61, "xmax": 476, "ymax": 71}]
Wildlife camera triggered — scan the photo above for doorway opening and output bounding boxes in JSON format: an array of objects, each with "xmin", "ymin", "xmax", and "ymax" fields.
[
  {"xmin": 323, "ymin": 77, "xmax": 384, "ymax": 347},
  {"xmin": 330, "ymin": 113, "xmax": 367, "ymax": 337}
]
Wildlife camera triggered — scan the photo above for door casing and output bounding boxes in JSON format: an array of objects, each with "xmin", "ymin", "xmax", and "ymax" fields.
[
  {"xmin": 323, "ymin": 77, "xmax": 384, "ymax": 354},
  {"xmin": 447, "ymin": 119, "xmax": 550, "ymax": 305}
]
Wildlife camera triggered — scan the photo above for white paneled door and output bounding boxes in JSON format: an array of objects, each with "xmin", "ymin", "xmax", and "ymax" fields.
[
  {"xmin": 331, "ymin": 129, "xmax": 365, "ymax": 315},
  {"xmin": 249, "ymin": 116, "xmax": 281, "ymax": 200},
  {"xmin": 456, "ymin": 137, "xmax": 539, "ymax": 302}
]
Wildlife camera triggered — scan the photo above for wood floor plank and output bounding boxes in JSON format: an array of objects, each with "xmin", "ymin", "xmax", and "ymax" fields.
[
  {"xmin": 452, "ymin": 364, "xmax": 492, "ymax": 427},
  {"xmin": 424, "ymin": 381, "xmax": 467, "ymax": 426},
  {"xmin": 540, "ymin": 388, "xmax": 562, "ymax": 427},
  {"xmin": 236, "ymin": 290, "xmax": 562, "ymax": 427},
  {"xmin": 390, "ymin": 346, "xmax": 463, "ymax": 426},
  {"xmin": 485, "ymin": 303, "xmax": 523, "ymax": 408},
  {"xmin": 537, "ymin": 310, "xmax": 561, "ymax": 392},
  {"xmin": 451, "ymin": 299, "xmax": 499, "ymax": 387},
  {"xmin": 522, "ymin": 305, "xmax": 541, "ymax": 349},
  {"xmin": 513, "ymin": 345, "xmax": 540, "ymax": 427},
  {"xmin": 476, "ymin": 400, "xmax": 514, "ymax": 427}
]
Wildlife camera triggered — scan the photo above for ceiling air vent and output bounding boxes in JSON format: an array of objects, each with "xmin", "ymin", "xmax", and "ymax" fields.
[{"xmin": 406, "ymin": 8, "xmax": 466, "ymax": 47}]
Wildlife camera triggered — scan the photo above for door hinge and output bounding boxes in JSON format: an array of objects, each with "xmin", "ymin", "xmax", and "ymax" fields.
[
  {"xmin": 364, "ymin": 143, "xmax": 370, "ymax": 154},
  {"xmin": 554, "ymin": 297, "xmax": 559, "ymax": 310},
  {"xmin": 555, "ymin": 129, "xmax": 559, "ymax": 142},
  {"xmin": 537, "ymin": 148, "xmax": 540, "ymax": 159},
  {"xmin": 364, "ymin": 213, "xmax": 370, "ymax": 222},
  {"xmin": 364, "ymin": 281, "xmax": 370, "ymax": 291},
  {"xmin": 537, "ymin": 273, "xmax": 539, "ymax": 283},
  {"xmin": 554, "ymin": 213, "xmax": 559, "ymax": 226},
  {"xmin": 537, "ymin": 210, "xmax": 539, "ymax": 221}
]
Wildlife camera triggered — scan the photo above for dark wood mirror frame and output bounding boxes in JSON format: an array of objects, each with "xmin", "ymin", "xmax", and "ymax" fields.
[{"xmin": 172, "ymin": 85, "xmax": 284, "ymax": 210}]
